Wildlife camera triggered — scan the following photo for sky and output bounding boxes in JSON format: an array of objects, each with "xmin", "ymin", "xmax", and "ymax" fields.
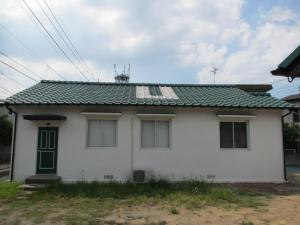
[{"xmin": 0, "ymin": 0, "xmax": 300, "ymax": 99}]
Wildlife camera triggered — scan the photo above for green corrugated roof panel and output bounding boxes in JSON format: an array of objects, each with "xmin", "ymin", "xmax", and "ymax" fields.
[{"xmin": 5, "ymin": 80, "xmax": 293, "ymax": 109}]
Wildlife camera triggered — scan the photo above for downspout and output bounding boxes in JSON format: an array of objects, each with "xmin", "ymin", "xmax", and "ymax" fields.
[
  {"xmin": 5, "ymin": 103, "xmax": 17, "ymax": 182},
  {"xmin": 282, "ymin": 109, "xmax": 293, "ymax": 181}
]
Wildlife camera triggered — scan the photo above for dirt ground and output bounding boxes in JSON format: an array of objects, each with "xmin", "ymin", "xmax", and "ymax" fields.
[
  {"xmin": 101, "ymin": 195, "xmax": 300, "ymax": 225},
  {"xmin": 1, "ymin": 182, "xmax": 300, "ymax": 225}
]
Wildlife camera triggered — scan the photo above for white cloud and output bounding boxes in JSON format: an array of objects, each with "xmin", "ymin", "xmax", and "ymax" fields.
[
  {"xmin": 264, "ymin": 6, "xmax": 297, "ymax": 23},
  {"xmin": 0, "ymin": 56, "xmax": 115, "ymax": 97},
  {"xmin": 178, "ymin": 43, "xmax": 227, "ymax": 67},
  {"xmin": 0, "ymin": 0, "xmax": 27, "ymax": 20},
  {"xmin": 160, "ymin": 0, "xmax": 249, "ymax": 44},
  {"xmin": 171, "ymin": 0, "xmax": 251, "ymax": 73},
  {"xmin": 197, "ymin": 6, "xmax": 300, "ymax": 84},
  {"xmin": 0, "ymin": 0, "xmax": 299, "ymax": 95}
]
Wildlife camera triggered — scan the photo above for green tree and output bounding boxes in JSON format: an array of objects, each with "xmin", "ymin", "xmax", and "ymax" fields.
[
  {"xmin": 0, "ymin": 115, "xmax": 12, "ymax": 146},
  {"xmin": 283, "ymin": 123, "xmax": 300, "ymax": 149}
]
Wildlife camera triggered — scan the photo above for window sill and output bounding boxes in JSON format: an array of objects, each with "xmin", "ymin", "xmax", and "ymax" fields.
[
  {"xmin": 140, "ymin": 147, "xmax": 172, "ymax": 150},
  {"xmin": 220, "ymin": 148, "xmax": 250, "ymax": 151},
  {"xmin": 85, "ymin": 146, "xmax": 117, "ymax": 150}
]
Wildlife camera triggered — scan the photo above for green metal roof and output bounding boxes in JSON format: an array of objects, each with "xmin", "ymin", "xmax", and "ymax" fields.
[
  {"xmin": 5, "ymin": 80, "xmax": 293, "ymax": 109},
  {"xmin": 278, "ymin": 45, "xmax": 300, "ymax": 69}
]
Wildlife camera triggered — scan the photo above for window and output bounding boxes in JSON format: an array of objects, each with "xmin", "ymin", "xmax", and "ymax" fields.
[
  {"xmin": 220, "ymin": 122, "xmax": 248, "ymax": 149},
  {"xmin": 141, "ymin": 120, "xmax": 170, "ymax": 148},
  {"xmin": 87, "ymin": 120, "xmax": 116, "ymax": 147}
]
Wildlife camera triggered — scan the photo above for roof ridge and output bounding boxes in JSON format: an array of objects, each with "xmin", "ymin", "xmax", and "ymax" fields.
[{"xmin": 40, "ymin": 80, "xmax": 271, "ymax": 88}]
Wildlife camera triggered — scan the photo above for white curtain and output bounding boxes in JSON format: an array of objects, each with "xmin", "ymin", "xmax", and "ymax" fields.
[
  {"xmin": 88, "ymin": 120, "xmax": 101, "ymax": 147},
  {"xmin": 102, "ymin": 120, "xmax": 116, "ymax": 147},
  {"xmin": 156, "ymin": 121, "xmax": 169, "ymax": 147},
  {"xmin": 141, "ymin": 121, "xmax": 155, "ymax": 148},
  {"xmin": 141, "ymin": 120, "xmax": 169, "ymax": 148}
]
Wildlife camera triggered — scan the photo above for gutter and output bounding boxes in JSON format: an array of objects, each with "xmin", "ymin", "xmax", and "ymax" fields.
[
  {"xmin": 5, "ymin": 103, "xmax": 17, "ymax": 182},
  {"xmin": 282, "ymin": 109, "xmax": 293, "ymax": 181}
]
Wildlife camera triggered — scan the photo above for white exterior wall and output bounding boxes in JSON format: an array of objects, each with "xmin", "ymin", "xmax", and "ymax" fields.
[{"xmin": 12, "ymin": 106, "xmax": 285, "ymax": 182}]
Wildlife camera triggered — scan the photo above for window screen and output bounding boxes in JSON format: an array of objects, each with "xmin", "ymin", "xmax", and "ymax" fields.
[
  {"xmin": 141, "ymin": 120, "xmax": 170, "ymax": 148},
  {"xmin": 87, "ymin": 120, "xmax": 116, "ymax": 147},
  {"xmin": 220, "ymin": 121, "xmax": 248, "ymax": 149}
]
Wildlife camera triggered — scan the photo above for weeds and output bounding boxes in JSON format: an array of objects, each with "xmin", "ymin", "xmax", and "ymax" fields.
[
  {"xmin": 0, "ymin": 181, "xmax": 19, "ymax": 198},
  {"xmin": 170, "ymin": 207, "xmax": 179, "ymax": 214},
  {"xmin": 33, "ymin": 179, "xmax": 264, "ymax": 209},
  {"xmin": 0, "ymin": 180, "xmax": 266, "ymax": 225}
]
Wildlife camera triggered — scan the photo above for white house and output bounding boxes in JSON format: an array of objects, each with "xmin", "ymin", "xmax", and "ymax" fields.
[{"xmin": 4, "ymin": 80, "xmax": 293, "ymax": 183}]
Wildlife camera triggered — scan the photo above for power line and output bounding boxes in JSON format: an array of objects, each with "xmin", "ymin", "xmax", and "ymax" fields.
[
  {"xmin": 41, "ymin": 0, "xmax": 97, "ymax": 81},
  {"xmin": 35, "ymin": 0, "xmax": 95, "ymax": 81},
  {"xmin": 0, "ymin": 59, "xmax": 38, "ymax": 82},
  {"xmin": 0, "ymin": 86, "xmax": 14, "ymax": 95},
  {"xmin": 0, "ymin": 23, "xmax": 66, "ymax": 81},
  {"xmin": 0, "ymin": 89, "xmax": 9, "ymax": 95},
  {"xmin": 22, "ymin": 0, "xmax": 90, "ymax": 81},
  {"xmin": 0, "ymin": 50, "xmax": 43, "ymax": 80},
  {"xmin": 18, "ymin": 1, "xmax": 65, "ymax": 63},
  {"xmin": 0, "ymin": 73, "xmax": 26, "ymax": 88}
]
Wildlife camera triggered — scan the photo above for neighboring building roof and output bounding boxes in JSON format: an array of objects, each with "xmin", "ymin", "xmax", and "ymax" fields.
[
  {"xmin": 5, "ymin": 80, "xmax": 293, "ymax": 109},
  {"xmin": 278, "ymin": 46, "xmax": 300, "ymax": 69},
  {"xmin": 282, "ymin": 93, "xmax": 300, "ymax": 102},
  {"xmin": 271, "ymin": 45, "xmax": 300, "ymax": 80}
]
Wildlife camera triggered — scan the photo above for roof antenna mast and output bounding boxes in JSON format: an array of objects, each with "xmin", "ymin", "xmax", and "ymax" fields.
[
  {"xmin": 211, "ymin": 67, "xmax": 219, "ymax": 84},
  {"xmin": 114, "ymin": 63, "xmax": 130, "ymax": 83}
]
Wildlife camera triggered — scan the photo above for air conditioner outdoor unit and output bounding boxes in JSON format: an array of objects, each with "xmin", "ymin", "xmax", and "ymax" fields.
[{"xmin": 132, "ymin": 170, "xmax": 153, "ymax": 182}]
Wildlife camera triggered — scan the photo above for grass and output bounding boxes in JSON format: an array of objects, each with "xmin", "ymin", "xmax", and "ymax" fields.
[
  {"xmin": 35, "ymin": 180, "xmax": 264, "ymax": 208},
  {"xmin": 0, "ymin": 180, "xmax": 267, "ymax": 225},
  {"xmin": 0, "ymin": 181, "xmax": 19, "ymax": 198}
]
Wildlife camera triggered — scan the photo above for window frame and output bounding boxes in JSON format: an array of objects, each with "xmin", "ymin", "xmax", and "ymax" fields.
[
  {"xmin": 86, "ymin": 118, "xmax": 118, "ymax": 149},
  {"xmin": 219, "ymin": 120, "xmax": 250, "ymax": 150},
  {"xmin": 140, "ymin": 119, "xmax": 172, "ymax": 150}
]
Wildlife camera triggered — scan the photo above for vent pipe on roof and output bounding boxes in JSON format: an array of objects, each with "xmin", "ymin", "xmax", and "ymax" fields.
[{"xmin": 114, "ymin": 64, "xmax": 130, "ymax": 83}]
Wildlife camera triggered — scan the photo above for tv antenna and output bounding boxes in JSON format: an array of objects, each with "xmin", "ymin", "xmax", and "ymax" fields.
[
  {"xmin": 114, "ymin": 63, "xmax": 130, "ymax": 83},
  {"xmin": 211, "ymin": 67, "xmax": 219, "ymax": 84}
]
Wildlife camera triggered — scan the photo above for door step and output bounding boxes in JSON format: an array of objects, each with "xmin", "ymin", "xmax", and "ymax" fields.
[
  {"xmin": 25, "ymin": 175, "xmax": 61, "ymax": 184},
  {"xmin": 19, "ymin": 184, "xmax": 47, "ymax": 191}
]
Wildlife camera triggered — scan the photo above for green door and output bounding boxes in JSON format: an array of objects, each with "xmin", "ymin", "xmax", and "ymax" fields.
[{"xmin": 36, "ymin": 127, "xmax": 58, "ymax": 174}]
